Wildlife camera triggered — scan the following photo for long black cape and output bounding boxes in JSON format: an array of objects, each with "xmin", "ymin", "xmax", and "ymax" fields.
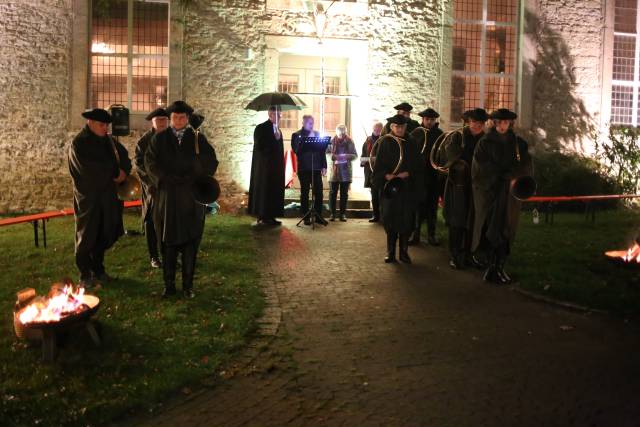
[
  {"xmin": 134, "ymin": 129, "xmax": 155, "ymax": 223},
  {"xmin": 371, "ymin": 134, "xmax": 422, "ymax": 233},
  {"xmin": 145, "ymin": 127, "xmax": 219, "ymax": 246},
  {"xmin": 248, "ymin": 120, "xmax": 285, "ymax": 218},
  {"xmin": 68, "ymin": 126, "xmax": 132, "ymax": 254},
  {"xmin": 471, "ymin": 128, "xmax": 532, "ymax": 252}
]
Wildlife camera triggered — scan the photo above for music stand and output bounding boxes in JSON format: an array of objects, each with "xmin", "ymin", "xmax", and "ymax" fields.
[{"xmin": 296, "ymin": 136, "xmax": 331, "ymax": 229}]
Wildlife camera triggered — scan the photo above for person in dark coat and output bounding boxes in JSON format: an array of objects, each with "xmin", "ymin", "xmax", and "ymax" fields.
[
  {"xmin": 472, "ymin": 108, "xmax": 533, "ymax": 285},
  {"xmin": 409, "ymin": 108, "xmax": 444, "ymax": 246},
  {"xmin": 383, "ymin": 102, "xmax": 420, "ymax": 135},
  {"xmin": 436, "ymin": 108, "xmax": 488, "ymax": 269},
  {"xmin": 361, "ymin": 121, "xmax": 383, "ymax": 222},
  {"xmin": 372, "ymin": 114, "xmax": 421, "ymax": 264},
  {"xmin": 145, "ymin": 101, "xmax": 219, "ymax": 298},
  {"xmin": 291, "ymin": 115, "xmax": 327, "ymax": 226},
  {"xmin": 248, "ymin": 106, "xmax": 285, "ymax": 226},
  {"xmin": 68, "ymin": 108, "xmax": 132, "ymax": 287},
  {"xmin": 134, "ymin": 108, "xmax": 168, "ymax": 269}
]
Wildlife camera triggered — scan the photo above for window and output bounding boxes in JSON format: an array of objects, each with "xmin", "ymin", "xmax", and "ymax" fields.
[
  {"xmin": 278, "ymin": 74, "xmax": 300, "ymax": 129},
  {"xmin": 450, "ymin": 0, "xmax": 518, "ymax": 122},
  {"xmin": 313, "ymin": 76, "xmax": 341, "ymax": 132},
  {"xmin": 611, "ymin": 0, "xmax": 640, "ymax": 125},
  {"xmin": 90, "ymin": 0, "xmax": 169, "ymax": 113}
]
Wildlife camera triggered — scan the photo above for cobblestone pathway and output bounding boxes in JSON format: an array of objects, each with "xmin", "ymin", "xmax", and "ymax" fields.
[{"xmin": 139, "ymin": 219, "xmax": 640, "ymax": 427}]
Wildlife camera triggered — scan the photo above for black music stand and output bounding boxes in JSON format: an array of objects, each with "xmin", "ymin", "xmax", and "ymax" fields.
[{"xmin": 296, "ymin": 136, "xmax": 331, "ymax": 229}]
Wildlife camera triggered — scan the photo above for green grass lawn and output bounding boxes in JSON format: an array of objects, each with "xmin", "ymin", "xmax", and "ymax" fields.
[
  {"xmin": 429, "ymin": 207, "xmax": 640, "ymax": 316},
  {"xmin": 0, "ymin": 213, "xmax": 263, "ymax": 426},
  {"xmin": 509, "ymin": 209, "xmax": 640, "ymax": 316}
]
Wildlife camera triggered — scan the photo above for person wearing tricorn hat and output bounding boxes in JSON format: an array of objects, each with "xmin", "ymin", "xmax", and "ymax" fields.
[
  {"xmin": 248, "ymin": 106, "xmax": 286, "ymax": 226},
  {"xmin": 434, "ymin": 107, "xmax": 488, "ymax": 270},
  {"xmin": 383, "ymin": 102, "xmax": 420, "ymax": 135},
  {"xmin": 372, "ymin": 114, "xmax": 421, "ymax": 264},
  {"xmin": 471, "ymin": 108, "xmax": 532, "ymax": 285},
  {"xmin": 68, "ymin": 108, "xmax": 132, "ymax": 288},
  {"xmin": 409, "ymin": 108, "xmax": 444, "ymax": 246},
  {"xmin": 134, "ymin": 107, "xmax": 168, "ymax": 269},
  {"xmin": 145, "ymin": 100, "xmax": 219, "ymax": 299}
]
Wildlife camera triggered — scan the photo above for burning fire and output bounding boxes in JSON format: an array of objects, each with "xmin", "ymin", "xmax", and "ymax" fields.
[
  {"xmin": 18, "ymin": 285, "xmax": 86, "ymax": 324},
  {"xmin": 605, "ymin": 243, "xmax": 640, "ymax": 263}
]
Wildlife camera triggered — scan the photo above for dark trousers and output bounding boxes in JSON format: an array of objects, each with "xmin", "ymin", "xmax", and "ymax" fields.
[
  {"xmin": 448, "ymin": 226, "xmax": 472, "ymax": 258},
  {"xmin": 415, "ymin": 191, "xmax": 439, "ymax": 236},
  {"xmin": 370, "ymin": 188, "xmax": 380, "ymax": 217},
  {"xmin": 76, "ymin": 239, "xmax": 107, "ymax": 280},
  {"xmin": 329, "ymin": 181, "xmax": 350, "ymax": 214},
  {"xmin": 299, "ymin": 170, "xmax": 323, "ymax": 215},
  {"xmin": 144, "ymin": 217, "xmax": 160, "ymax": 260},
  {"xmin": 162, "ymin": 239, "xmax": 198, "ymax": 290}
]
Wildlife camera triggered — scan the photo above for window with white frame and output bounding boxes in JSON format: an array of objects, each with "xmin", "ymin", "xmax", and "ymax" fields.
[
  {"xmin": 451, "ymin": 0, "xmax": 519, "ymax": 122},
  {"xmin": 278, "ymin": 74, "xmax": 300, "ymax": 129},
  {"xmin": 611, "ymin": 0, "xmax": 640, "ymax": 125},
  {"xmin": 90, "ymin": 0, "xmax": 169, "ymax": 113}
]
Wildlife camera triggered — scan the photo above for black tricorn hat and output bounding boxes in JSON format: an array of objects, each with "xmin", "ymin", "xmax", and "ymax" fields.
[
  {"xmin": 394, "ymin": 102, "xmax": 413, "ymax": 112},
  {"xmin": 386, "ymin": 114, "xmax": 409, "ymax": 125},
  {"xmin": 418, "ymin": 108, "xmax": 440, "ymax": 118},
  {"xmin": 490, "ymin": 108, "xmax": 518, "ymax": 120},
  {"xmin": 145, "ymin": 108, "xmax": 169, "ymax": 121},
  {"xmin": 82, "ymin": 108, "xmax": 112, "ymax": 123},
  {"xmin": 189, "ymin": 113, "xmax": 205, "ymax": 130},
  {"xmin": 463, "ymin": 108, "xmax": 489, "ymax": 122},
  {"xmin": 166, "ymin": 100, "xmax": 194, "ymax": 115}
]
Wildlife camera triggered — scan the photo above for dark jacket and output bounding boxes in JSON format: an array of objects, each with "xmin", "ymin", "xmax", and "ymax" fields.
[
  {"xmin": 441, "ymin": 127, "xmax": 484, "ymax": 229},
  {"xmin": 371, "ymin": 133, "xmax": 421, "ymax": 233},
  {"xmin": 360, "ymin": 134, "xmax": 380, "ymax": 188},
  {"xmin": 68, "ymin": 126, "xmax": 132, "ymax": 254},
  {"xmin": 145, "ymin": 127, "xmax": 218, "ymax": 246},
  {"xmin": 471, "ymin": 128, "xmax": 532, "ymax": 252},
  {"xmin": 291, "ymin": 128, "xmax": 326, "ymax": 171},
  {"xmin": 248, "ymin": 120, "xmax": 285, "ymax": 218},
  {"xmin": 410, "ymin": 124, "xmax": 444, "ymax": 201},
  {"xmin": 134, "ymin": 129, "xmax": 156, "ymax": 222}
]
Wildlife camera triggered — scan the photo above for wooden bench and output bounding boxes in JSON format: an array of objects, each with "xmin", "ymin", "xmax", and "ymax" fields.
[{"xmin": 0, "ymin": 200, "xmax": 142, "ymax": 248}]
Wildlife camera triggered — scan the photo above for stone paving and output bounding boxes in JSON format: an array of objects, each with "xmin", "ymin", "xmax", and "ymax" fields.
[{"xmin": 139, "ymin": 219, "xmax": 640, "ymax": 427}]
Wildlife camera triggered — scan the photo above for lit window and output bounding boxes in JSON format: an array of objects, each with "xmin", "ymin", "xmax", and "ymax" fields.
[
  {"xmin": 611, "ymin": 0, "xmax": 640, "ymax": 125},
  {"xmin": 314, "ymin": 76, "xmax": 341, "ymax": 133},
  {"xmin": 90, "ymin": 0, "xmax": 169, "ymax": 113},
  {"xmin": 278, "ymin": 74, "xmax": 299, "ymax": 129},
  {"xmin": 450, "ymin": 0, "xmax": 518, "ymax": 122}
]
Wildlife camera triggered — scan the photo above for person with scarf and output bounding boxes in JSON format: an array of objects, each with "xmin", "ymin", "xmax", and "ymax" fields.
[{"xmin": 327, "ymin": 124, "xmax": 358, "ymax": 221}]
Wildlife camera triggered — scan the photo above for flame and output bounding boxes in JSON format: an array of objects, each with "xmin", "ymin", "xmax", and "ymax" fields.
[
  {"xmin": 605, "ymin": 243, "xmax": 640, "ymax": 263},
  {"xmin": 18, "ymin": 285, "xmax": 86, "ymax": 324}
]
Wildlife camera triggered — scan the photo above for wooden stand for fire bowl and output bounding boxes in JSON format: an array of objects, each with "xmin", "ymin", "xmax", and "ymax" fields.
[{"xmin": 14, "ymin": 295, "xmax": 102, "ymax": 363}]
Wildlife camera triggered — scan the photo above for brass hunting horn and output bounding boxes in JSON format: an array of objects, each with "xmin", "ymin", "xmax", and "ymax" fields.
[
  {"xmin": 190, "ymin": 114, "xmax": 221, "ymax": 205},
  {"xmin": 109, "ymin": 137, "xmax": 141, "ymax": 201},
  {"xmin": 374, "ymin": 134, "xmax": 405, "ymax": 199},
  {"xmin": 509, "ymin": 134, "xmax": 536, "ymax": 201}
]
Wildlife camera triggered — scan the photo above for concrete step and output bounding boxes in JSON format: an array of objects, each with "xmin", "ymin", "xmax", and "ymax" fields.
[{"xmin": 284, "ymin": 198, "xmax": 372, "ymax": 210}]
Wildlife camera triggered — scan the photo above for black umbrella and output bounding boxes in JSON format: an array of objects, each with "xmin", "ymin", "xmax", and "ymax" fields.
[{"xmin": 244, "ymin": 92, "xmax": 307, "ymax": 112}]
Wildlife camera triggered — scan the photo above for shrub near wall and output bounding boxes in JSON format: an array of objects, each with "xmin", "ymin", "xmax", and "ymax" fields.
[{"xmin": 532, "ymin": 151, "xmax": 620, "ymax": 210}]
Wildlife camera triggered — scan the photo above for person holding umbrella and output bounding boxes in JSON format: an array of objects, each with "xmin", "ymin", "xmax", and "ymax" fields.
[{"xmin": 246, "ymin": 92, "xmax": 306, "ymax": 226}]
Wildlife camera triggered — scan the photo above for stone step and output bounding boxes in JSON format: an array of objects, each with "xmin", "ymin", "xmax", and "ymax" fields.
[{"xmin": 284, "ymin": 198, "xmax": 372, "ymax": 210}]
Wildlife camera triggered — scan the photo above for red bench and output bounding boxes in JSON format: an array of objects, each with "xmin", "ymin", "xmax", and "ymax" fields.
[{"xmin": 0, "ymin": 200, "xmax": 142, "ymax": 248}]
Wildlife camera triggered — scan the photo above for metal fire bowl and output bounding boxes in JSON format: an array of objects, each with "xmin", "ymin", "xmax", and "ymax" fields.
[
  {"xmin": 604, "ymin": 251, "xmax": 640, "ymax": 269},
  {"xmin": 18, "ymin": 294, "xmax": 101, "ymax": 332}
]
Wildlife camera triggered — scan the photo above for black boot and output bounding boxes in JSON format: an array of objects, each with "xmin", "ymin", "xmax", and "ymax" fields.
[
  {"xmin": 330, "ymin": 212, "xmax": 337, "ymax": 222},
  {"xmin": 162, "ymin": 245, "xmax": 178, "ymax": 298},
  {"xmin": 482, "ymin": 253, "xmax": 498, "ymax": 283},
  {"xmin": 409, "ymin": 228, "xmax": 420, "ymax": 246},
  {"xmin": 385, "ymin": 232, "xmax": 397, "ymax": 263},
  {"xmin": 427, "ymin": 229, "xmax": 440, "ymax": 246},
  {"xmin": 495, "ymin": 257, "xmax": 512, "ymax": 285},
  {"xmin": 182, "ymin": 242, "xmax": 197, "ymax": 298},
  {"xmin": 399, "ymin": 234, "xmax": 412, "ymax": 264}
]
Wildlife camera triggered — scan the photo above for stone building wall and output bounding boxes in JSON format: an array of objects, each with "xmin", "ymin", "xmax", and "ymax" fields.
[
  {"xmin": 0, "ymin": 0, "xmax": 74, "ymax": 213},
  {"xmin": 525, "ymin": 0, "xmax": 605, "ymax": 153},
  {"xmin": 182, "ymin": 0, "xmax": 447, "ymax": 209},
  {"xmin": 0, "ymin": 0, "xmax": 615, "ymax": 213}
]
